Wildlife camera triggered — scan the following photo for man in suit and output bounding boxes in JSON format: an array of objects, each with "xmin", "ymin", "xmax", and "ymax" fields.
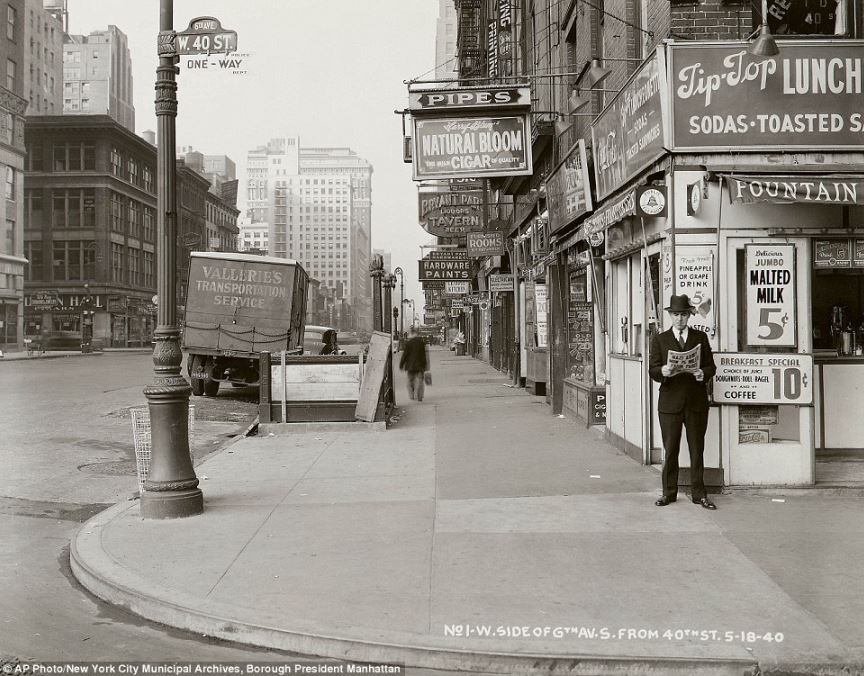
[{"xmin": 649, "ymin": 294, "xmax": 718, "ymax": 510}]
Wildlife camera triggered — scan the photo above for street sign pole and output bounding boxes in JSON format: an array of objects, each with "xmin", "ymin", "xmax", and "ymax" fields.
[{"xmin": 141, "ymin": 0, "xmax": 202, "ymax": 519}]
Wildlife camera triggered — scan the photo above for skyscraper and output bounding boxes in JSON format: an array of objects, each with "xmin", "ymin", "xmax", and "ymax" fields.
[
  {"xmin": 62, "ymin": 25, "xmax": 134, "ymax": 132},
  {"xmin": 434, "ymin": 0, "xmax": 458, "ymax": 81},
  {"xmin": 243, "ymin": 138, "xmax": 373, "ymax": 331},
  {"xmin": 23, "ymin": 0, "xmax": 63, "ymax": 116}
]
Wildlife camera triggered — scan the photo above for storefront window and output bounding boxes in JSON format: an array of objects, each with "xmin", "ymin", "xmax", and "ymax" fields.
[
  {"xmin": 734, "ymin": 248, "xmax": 801, "ymax": 444},
  {"xmin": 811, "ymin": 238, "xmax": 864, "ymax": 354},
  {"xmin": 762, "ymin": 0, "xmax": 853, "ymax": 37},
  {"xmin": 52, "ymin": 313, "xmax": 79, "ymax": 332},
  {"xmin": 567, "ymin": 265, "xmax": 594, "ymax": 383}
]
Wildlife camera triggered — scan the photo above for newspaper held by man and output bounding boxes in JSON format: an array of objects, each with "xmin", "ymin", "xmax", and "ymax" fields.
[{"xmin": 666, "ymin": 344, "xmax": 701, "ymax": 375}]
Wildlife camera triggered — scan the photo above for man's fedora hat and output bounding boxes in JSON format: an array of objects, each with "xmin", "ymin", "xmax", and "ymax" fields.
[{"xmin": 665, "ymin": 294, "xmax": 695, "ymax": 313}]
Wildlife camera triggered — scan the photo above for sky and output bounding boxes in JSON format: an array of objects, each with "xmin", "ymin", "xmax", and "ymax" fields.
[{"xmin": 66, "ymin": 0, "xmax": 441, "ymax": 312}]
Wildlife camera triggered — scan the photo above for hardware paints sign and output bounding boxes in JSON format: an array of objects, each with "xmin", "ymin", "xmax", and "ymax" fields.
[{"xmin": 669, "ymin": 41, "xmax": 864, "ymax": 150}]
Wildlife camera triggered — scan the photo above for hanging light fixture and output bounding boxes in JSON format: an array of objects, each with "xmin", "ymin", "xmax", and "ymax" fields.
[
  {"xmin": 569, "ymin": 89, "xmax": 590, "ymax": 112},
  {"xmin": 583, "ymin": 58, "xmax": 611, "ymax": 89},
  {"xmin": 749, "ymin": 0, "xmax": 779, "ymax": 57}
]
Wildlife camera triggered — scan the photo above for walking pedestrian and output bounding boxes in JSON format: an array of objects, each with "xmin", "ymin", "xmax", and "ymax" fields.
[
  {"xmin": 319, "ymin": 329, "xmax": 339, "ymax": 355},
  {"xmin": 649, "ymin": 294, "xmax": 718, "ymax": 510},
  {"xmin": 399, "ymin": 326, "xmax": 429, "ymax": 402}
]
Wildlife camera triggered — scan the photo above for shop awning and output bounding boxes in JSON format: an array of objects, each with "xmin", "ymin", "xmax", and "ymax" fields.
[{"xmin": 723, "ymin": 175, "xmax": 864, "ymax": 206}]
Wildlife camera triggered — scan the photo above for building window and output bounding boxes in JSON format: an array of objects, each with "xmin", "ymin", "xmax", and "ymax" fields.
[
  {"xmin": 143, "ymin": 165, "xmax": 154, "ymax": 193},
  {"xmin": 0, "ymin": 111, "xmax": 13, "ymax": 145},
  {"xmin": 143, "ymin": 250, "xmax": 153, "ymax": 288},
  {"xmin": 111, "ymin": 242, "xmax": 124, "ymax": 282},
  {"xmin": 128, "ymin": 247, "xmax": 140, "ymax": 285},
  {"xmin": 2, "ymin": 218, "xmax": 13, "ymax": 254},
  {"xmin": 110, "ymin": 147, "xmax": 122, "ymax": 177},
  {"xmin": 761, "ymin": 0, "xmax": 854, "ymax": 37},
  {"xmin": 52, "ymin": 188, "xmax": 95, "ymax": 228},
  {"xmin": 5, "ymin": 166, "xmax": 14, "ymax": 200},
  {"xmin": 6, "ymin": 58, "xmax": 15, "ymax": 91},
  {"xmin": 53, "ymin": 142, "xmax": 97, "ymax": 172},
  {"xmin": 143, "ymin": 207, "xmax": 154, "ymax": 241},
  {"xmin": 26, "ymin": 141, "xmax": 43, "ymax": 171},
  {"xmin": 7, "ymin": 5, "xmax": 15, "ymax": 41},
  {"xmin": 110, "ymin": 192, "xmax": 123, "ymax": 232},
  {"xmin": 25, "ymin": 241, "xmax": 42, "ymax": 280},
  {"xmin": 24, "ymin": 190, "xmax": 42, "ymax": 230},
  {"xmin": 128, "ymin": 199, "xmax": 140, "ymax": 238},
  {"xmin": 52, "ymin": 240, "xmax": 84, "ymax": 281}
]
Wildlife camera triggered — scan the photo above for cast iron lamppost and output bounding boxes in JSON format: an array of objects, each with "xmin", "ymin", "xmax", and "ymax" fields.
[
  {"xmin": 393, "ymin": 266, "xmax": 404, "ymax": 339},
  {"xmin": 369, "ymin": 254, "xmax": 384, "ymax": 332},
  {"xmin": 383, "ymin": 273, "xmax": 396, "ymax": 336},
  {"xmin": 141, "ymin": 0, "xmax": 202, "ymax": 519}
]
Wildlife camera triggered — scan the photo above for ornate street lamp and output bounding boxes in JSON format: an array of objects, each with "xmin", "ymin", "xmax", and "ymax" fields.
[
  {"xmin": 382, "ymin": 273, "xmax": 396, "ymax": 335},
  {"xmin": 141, "ymin": 0, "xmax": 202, "ymax": 519},
  {"xmin": 368, "ymin": 254, "xmax": 384, "ymax": 332},
  {"xmin": 393, "ymin": 266, "xmax": 404, "ymax": 339}
]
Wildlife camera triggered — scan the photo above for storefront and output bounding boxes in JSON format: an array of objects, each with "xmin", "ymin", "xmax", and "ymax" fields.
[{"xmin": 671, "ymin": 168, "xmax": 864, "ymax": 485}]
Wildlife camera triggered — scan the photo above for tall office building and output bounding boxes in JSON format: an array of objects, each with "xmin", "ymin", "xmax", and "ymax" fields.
[
  {"xmin": 434, "ymin": 0, "xmax": 458, "ymax": 81},
  {"xmin": 0, "ymin": 0, "xmax": 27, "ymax": 350},
  {"xmin": 23, "ymin": 0, "xmax": 63, "ymax": 115},
  {"xmin": 243, "ymin": 137, "xmax": 373, "ymax": 331},
  {"xmin": 62, "ymin": 25, "xmax": 134, "ymax": 132}
]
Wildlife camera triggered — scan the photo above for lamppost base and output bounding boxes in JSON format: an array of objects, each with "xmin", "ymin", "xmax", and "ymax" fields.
[{"xmin": 140, "ymin": 487, "xmax": 203, "ymax": 519}]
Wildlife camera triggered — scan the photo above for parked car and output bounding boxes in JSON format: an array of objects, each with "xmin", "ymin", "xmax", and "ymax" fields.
[{"xmin": 302, "ymin": 325, "xmax": 366, "ymax": 356}]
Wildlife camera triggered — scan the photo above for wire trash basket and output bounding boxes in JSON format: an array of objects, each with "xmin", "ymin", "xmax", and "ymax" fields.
[{"xmin": 131, "ymin": 405, "xmax": 195, "ymax": 495}]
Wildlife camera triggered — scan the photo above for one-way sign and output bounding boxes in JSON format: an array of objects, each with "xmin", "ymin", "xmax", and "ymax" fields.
[{"xmin": 176, "ymin": 16, "xmax": 237, "ymax": 55}]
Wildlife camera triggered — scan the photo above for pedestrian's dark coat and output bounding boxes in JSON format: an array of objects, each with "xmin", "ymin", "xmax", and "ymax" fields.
[
  {"xmin": 648, "ymin": 327, "xmax": 716, "ymax": 413},
  {"xmin": 399, "ymin": 336, "xmax": 427, "ymax": 373}
]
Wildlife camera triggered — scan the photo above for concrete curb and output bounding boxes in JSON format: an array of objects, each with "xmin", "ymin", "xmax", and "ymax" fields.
[
  {"xmin": 0, "ymin": 351, "xmax": 104, "ymax": 362},
  {"xmin": 259, "ymin": 421, "xmax": 387, "ymax": 435},
  {"xmin": 70, "ymin": 504, "xmax": 758, "ymax": 675}
]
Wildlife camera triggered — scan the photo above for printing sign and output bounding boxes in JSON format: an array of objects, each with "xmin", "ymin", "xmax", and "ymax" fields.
[
  {"xmin": 412, "ymin": 115, "xmax": 533, "ymax": 180},
  {"xmin": 745, "ymin": 243, "xmax": 796, "ymax": 347},
  {"xmin": 668, "ymin": 41, "xmax": 864, "ymax": 150},
  {"xmin": 714, "ymin": 353, "xmax": 813, "ymax": 405}
]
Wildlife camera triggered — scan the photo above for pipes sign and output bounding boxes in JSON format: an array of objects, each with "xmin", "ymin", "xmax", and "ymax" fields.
[{"xmin": 745, "ymin": 243, "xmax": 796, "ymax": 347}]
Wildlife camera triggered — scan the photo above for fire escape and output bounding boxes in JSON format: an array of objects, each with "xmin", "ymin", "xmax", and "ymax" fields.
[{"xmin": 455, "ymin": 0, "xmax": 486, "ymax": 85}]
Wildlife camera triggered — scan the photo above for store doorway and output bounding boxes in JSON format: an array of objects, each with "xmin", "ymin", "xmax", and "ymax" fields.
[{"xmin": 811, "ymin": 238, "xmax": 864, "ymax": 484}]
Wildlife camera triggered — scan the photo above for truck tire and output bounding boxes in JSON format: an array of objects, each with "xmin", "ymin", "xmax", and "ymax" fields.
[
  {"xmin": 189, "ymin": 355, "xmax": 205, "ymax": 396},
  {"xmin": 203, "ymin": 379, "xmax": 220, "ymax": 397}
]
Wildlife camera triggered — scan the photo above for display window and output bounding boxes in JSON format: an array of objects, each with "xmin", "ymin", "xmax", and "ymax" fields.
[{"xmin": 811, "ymin": 238, "xmax": 864, "ymax": 356}]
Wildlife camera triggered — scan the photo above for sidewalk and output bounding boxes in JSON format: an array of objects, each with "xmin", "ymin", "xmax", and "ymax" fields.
[
  {"xmin": 1, "ymin": 347, "xmax": 151, "ymax": 361},
  {"xmin": 71, "ymin": 348, "xmax": 864, "ymax": 674}
]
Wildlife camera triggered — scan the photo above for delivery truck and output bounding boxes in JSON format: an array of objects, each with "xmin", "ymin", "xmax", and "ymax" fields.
[{"xmin": 182, "ymin": 251, "xmax": 308, "ymax": 396}]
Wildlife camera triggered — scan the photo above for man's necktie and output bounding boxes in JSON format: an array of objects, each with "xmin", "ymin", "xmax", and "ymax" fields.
[{"xmin": 677, "ymin": 332, "xmax": 686, "ymax": 350}]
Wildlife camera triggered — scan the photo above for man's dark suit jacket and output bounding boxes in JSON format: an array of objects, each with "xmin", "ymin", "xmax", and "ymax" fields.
[{"xmin": 648, "ymin": 327, "xmax": 716, "ymax": 414}]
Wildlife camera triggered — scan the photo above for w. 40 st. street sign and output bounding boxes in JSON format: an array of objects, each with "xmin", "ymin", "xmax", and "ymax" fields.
[{"xmin": 176, "ymin": 16, "xmax": 237, "ymax": 55}]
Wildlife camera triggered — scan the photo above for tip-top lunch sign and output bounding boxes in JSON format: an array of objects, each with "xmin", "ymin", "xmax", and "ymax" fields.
[
  {"xmin": 418, "ymin": 190, "xmax": 483, "ymax": 237},
  {"xmin": 668, "ymin": 41, "xmax": 864, "ymax": 150}
]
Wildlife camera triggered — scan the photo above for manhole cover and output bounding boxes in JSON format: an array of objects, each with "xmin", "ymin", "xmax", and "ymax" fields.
[{"xmin": 78, "ymin": 460, "xmax": 136, "ymax": 477}]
